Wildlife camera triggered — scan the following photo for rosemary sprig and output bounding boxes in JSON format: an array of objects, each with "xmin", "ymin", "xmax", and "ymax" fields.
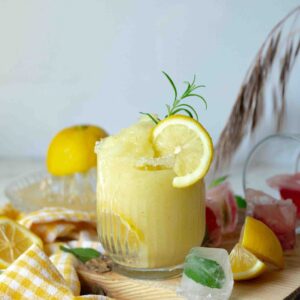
[
  {"xmin": 139, "ymin": 112, "xmax": 161, "ymax": 124},
  {"xmin": 140, "ymin": 71, "xmax": 207, "ymax": 124}
]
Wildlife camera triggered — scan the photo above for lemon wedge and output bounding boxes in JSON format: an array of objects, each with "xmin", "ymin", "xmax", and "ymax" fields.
[
  {"xmin": 0, "ymin": 217, "xmax": 43, "ymax": 268},
  {"xmin": 152, "ymin": 115, "xmax": 213, "ymax": 188},
  {"xmin": 99, "ymin": 211, "xmax": 143, "ymax": 254},
  {"xmin": 241, "ymin": 217, "xmax": 284, "ymax": 269},
  {"xmin": 230, "ymin": 243, "xmax": 267, "ymax": 280}
]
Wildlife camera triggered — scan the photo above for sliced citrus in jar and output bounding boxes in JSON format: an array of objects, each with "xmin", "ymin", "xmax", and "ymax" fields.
[
  {"xmin": 152, "ymin": 115, "xmax": 213, "ymax": 188},
  {"xmin": 0, "ymin": 217, "xmax": 43, "ymax": 268},
  {"xmin": 241, "ymin": 217, "xmax": 284, "ymax": 269},
  {"xmin": 229, "ymin": 243, "xmax": 266, "ymax": 280}
]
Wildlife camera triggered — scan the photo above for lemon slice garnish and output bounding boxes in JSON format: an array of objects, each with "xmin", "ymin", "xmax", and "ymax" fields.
[
  {"xmin": 0, "ymin": 217, "xmax": 43, "ymax": 268},
  {"xmin": 152, "ymin": 115, "xmax": 213, "ymax": 188},
  {"xmin": 230, "ymin": 243, "xmax": 267, "ymax": 280}
]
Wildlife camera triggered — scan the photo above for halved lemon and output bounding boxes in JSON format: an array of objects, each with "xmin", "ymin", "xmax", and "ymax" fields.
[
  {"xmin": 152, "ymin": 115, "xmax": 213, "ymax": 188},
  {"xmin": 230, "ymin": 243, "xmax": 267, "ymax": 280},
  {"xmin": 99, "ymin": 211, "xmax": 143, "ymax": 254},
  {"xmin": 0, "ymin": 217, "xmax": 43, "ymax": 268},
  {"xmin": 241, "ymin": 217, "xmax": 284, "ymax": 269}
]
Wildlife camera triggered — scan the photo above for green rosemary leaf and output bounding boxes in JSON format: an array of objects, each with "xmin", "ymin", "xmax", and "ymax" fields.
[
  {"xmin": 191, "ymin": 74, "xmax": 196, "ymax": 86},
  {"xmin": 139, "ymin": 112, "xmax": 159, "ymax": 124},
  {"xmin": 173, "ymin": 99, "xmax": 181, "ymax": 108},
  {"xmin": 162, "ymin": 71, "xmax": 177, "ymax": 101},
  {"xmin": 176, "ymin": 104, "xmax": 199, "ymax": 120},
  {"xmin": 60, "ymin": 246, "xmax": 100, "ymax": 263},
  {"xmin": 171, "ymin": 108, "xmax": 194, "ymax": 118},
  {"xmin": 209, "ymin": 175, "xmax": 229, "ymax": 188},
  {"xmin": 166, "ymin": 104, "xmax": 171, "ymax": 114},
  {"xmin": 188, "ymin": 85, "xmax": 206, "ymax": 94},
  {"xmin": 181, "ymin": 83, "xmax": 192, "ymax": 99},
  {"xmin": 187, "ymin": 94, "xmax": 208, "ymax": 109}
]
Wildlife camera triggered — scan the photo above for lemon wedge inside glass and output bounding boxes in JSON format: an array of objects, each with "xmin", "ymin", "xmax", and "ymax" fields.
[
  {"xmin": 99, "ymin": 211, "xmax": 143, "ymax": 255},
  {"xmin": 152, "ymin": 115, "xmax": 213, "ymax": 188},
  {"xmin": 0, "ymin": 217, "xmax": 43, "ymax": 268},
  {"xmin": 230, "ymin": 243, "xmax": 267, "ymax": 280}
]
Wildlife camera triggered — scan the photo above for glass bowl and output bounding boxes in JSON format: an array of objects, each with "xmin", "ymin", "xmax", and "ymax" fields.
[{"xmin": 5, "ymin": 168, "xmax": 97, "ymax": 212}]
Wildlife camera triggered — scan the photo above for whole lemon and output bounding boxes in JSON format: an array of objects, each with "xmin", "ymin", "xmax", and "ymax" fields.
[{"xmin": 47, "ymin": 125, "xmax": 108, "ymax": 176}]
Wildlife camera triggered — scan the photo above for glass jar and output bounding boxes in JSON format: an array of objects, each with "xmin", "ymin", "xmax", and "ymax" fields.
[
  {"xmin": 243, "ymin": 134, "xmax": 300, "ymax": 232},
  {"xmin": 243, "ymin": 134, "xmax": 300, "ymax": 193}
]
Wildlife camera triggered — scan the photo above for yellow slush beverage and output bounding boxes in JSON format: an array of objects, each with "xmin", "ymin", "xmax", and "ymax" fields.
[{"xmin": 96, "ymin": 117, "xmax": 206, "ymax": 278}]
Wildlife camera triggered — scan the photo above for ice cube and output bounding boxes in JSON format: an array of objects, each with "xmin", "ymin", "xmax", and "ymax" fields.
[
  {"xmin": 246, "ymin": 188, "xmax": 297, "ymax": 250},
  {"xmin": 267, "ymin": 173, "xmax": 300, "ymax": 217},
  {"xmin": 206, "ymin": 183, "xmax": 238, "ymax": 234},
  {"xmin": 178, "ymin": 247, "xmax": 233, "ymax": 300}
]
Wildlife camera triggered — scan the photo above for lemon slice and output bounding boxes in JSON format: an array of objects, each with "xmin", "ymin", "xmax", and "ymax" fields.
[
  {"xmin": 241, "ymin": 217, "xmax": 284, "ymax": 269},
  {"xmin": 152, "ymin": 115, "xmax": 213, "ymax": 188},
  {"xmin": 99, "ymin": 211, "xmax": 143, "ymax": 254},
  {"xmin": 0, "ymin": 217, "xmax": 43, "ymax": 268},
  {"xmin": 230, "ymin": 243, "xmax": 266, "ymax": 280}
]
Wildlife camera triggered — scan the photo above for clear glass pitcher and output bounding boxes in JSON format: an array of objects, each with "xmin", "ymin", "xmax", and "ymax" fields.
[
  {"xmin": 243, "ymin": 134, "xmax": 300, "ymax": 233},
  {"xmin": 243, "ymin": 134, "xmax": 300, "ymax": 193}
]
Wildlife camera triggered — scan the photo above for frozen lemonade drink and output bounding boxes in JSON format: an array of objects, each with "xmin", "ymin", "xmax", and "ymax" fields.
[{"xmin": 96, "ymin": 73, "xmax": 213, "ymax": 278}]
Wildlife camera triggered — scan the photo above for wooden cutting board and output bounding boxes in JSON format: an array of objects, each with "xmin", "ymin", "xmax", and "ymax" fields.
[{"xmin": 77, "ymin": 235, "xmax": 300, "ymax": 300}]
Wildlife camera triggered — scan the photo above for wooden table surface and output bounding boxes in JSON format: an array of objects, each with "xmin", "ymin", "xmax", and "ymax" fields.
[{"xmin": 77, "ymin": 235, "xmax": 300, "ymax": 300}]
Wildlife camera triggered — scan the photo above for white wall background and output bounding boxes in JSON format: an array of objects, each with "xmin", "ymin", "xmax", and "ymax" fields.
[{"xmin": 0, "ymin": 0, "xmax": 300, "ymax": 159}]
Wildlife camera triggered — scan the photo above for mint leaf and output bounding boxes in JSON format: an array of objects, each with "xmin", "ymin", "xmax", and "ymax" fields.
[
  {"xmin": 209, "ymin": 175, "xmax": 229, "ymax": 188},
  {"xmin": 60, "ymin": 246, "xmax": 100, "ymax": 263},
  {"xmin": 235, "ymin": 195, "xmax": 247, "ymax": 208},
  {"xmin": 184, "ymin": 256, "xmax": 225, "ymax": 289}
]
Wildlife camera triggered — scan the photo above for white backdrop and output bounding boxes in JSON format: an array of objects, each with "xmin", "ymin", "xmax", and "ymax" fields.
[{"xmin": 0, "ymin": 0, "xmax": 299, "ymax": 158}]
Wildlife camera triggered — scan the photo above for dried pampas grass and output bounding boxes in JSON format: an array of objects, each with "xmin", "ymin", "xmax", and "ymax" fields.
[{"xmin": 215, "ymin": 6, "xmax": 300, "ymax": 171}]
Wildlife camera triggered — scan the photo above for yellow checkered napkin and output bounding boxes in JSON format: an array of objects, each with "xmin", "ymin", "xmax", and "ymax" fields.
[
  {"xmin": 33, "ymin": 222, "xmax": 77, "ymax": 243},
  {"xmin": 18, "ymin": 207, "xmax": 96, "ymax": 243},
  {"xmin": 0, "ymin": 245, "xmax": 109, "ymax": 300},
  {"xmin": 0, "ymin": 245, "xmax": 74, "ymax": 299},
  {"xmin": 50, "ymin": 250, "xmax": 81, "ymax": 296},
  {"xmin": 19, "ymin": 207, "xmax": 96, "ymax": 227},
  {"xmin": 68, "ymin": 230, "xmax": 104, "ymax": 253}
]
